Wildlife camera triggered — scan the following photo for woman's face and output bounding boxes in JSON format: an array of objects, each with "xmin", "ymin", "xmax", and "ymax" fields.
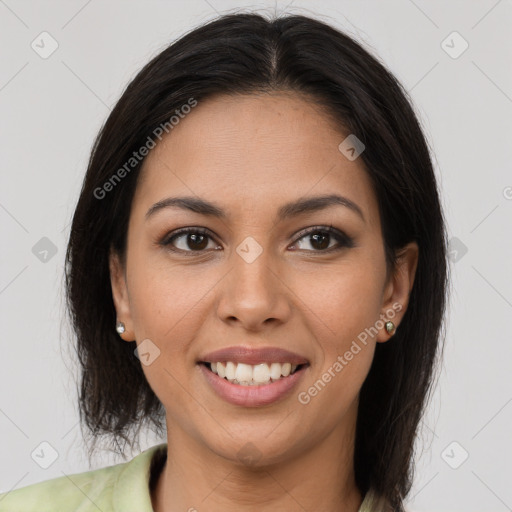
[{"xmin": 110, "ymin": 92, "xmax": 418, "ymax": 465}]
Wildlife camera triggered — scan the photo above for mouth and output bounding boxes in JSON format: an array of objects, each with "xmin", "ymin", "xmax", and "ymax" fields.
[
  {"xmin": 199, "ymin": 361, "xmax": 308, "ymax": 386},
  {"xmin": 197, "ymin": 345, "xmax": 310, "ymax": 407}
]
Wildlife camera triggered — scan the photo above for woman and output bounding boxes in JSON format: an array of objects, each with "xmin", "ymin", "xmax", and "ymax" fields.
[{"xmin": 0, "ymin": 11, "xmax": 448, "ymax": 512}]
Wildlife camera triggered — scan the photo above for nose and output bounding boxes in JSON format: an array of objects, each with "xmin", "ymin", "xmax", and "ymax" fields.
[{"xmin": 216, "ymin": 246, "xmax": 292, "ymax": 332}]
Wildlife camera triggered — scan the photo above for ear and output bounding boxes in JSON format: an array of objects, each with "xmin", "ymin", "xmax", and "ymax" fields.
[
  {"xmin": 109, "ymin": 248, "xmax": 135, "ymax": 342},
  {"xmin": 377, "ymin": 241, "xmax": 419, "ymax": 343}
]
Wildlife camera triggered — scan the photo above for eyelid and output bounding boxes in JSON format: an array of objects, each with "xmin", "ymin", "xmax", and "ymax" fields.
[
  {"xmin": 293, "ymin": 224, "xmax": 336, "ymax": 241},
  {"xmin": 159, "ymin": 224, "xmax": 354, "ymax": 253},
  {"xmin": 290, "ymin": 224, "xmax": 354, "ymax": 250},
  {"xmin": 160, "ymin": 226, "xmax": 219, "ymax": 251}
]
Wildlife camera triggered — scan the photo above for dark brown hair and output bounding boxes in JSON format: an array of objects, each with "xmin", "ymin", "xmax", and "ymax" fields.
[{"xmin": 65, "ymin": 12, "xmax": 448, "ymax": 511}]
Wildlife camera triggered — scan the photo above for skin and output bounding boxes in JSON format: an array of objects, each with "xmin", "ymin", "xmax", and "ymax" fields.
[{"xmin": 110, "ymin": 92, "xmax": 418, "ymax": 512}]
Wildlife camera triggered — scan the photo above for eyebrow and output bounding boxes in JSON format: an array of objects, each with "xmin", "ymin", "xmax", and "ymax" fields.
[{"xmin": 145, "ymin": 194, "xmax": 365, "ymax": 222}]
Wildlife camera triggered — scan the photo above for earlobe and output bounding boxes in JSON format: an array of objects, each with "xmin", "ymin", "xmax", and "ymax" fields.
[
  {"xmin": 377, "ymin": 241, "xmax": 419, "ymax": 343},
  {"xmin": 109, "ymin": 248, "xmax": 134, "ymax": 342}
]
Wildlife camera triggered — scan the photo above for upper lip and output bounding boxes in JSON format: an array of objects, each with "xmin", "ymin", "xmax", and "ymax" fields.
[{"xmin": 198, "ymin": 346, "xmax": 309, "ymax": 365}]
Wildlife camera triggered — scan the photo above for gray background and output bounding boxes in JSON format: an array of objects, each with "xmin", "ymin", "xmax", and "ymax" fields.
[{"xmin": 1, "ymin": 1, "xmax": 511, "ymax": 510}]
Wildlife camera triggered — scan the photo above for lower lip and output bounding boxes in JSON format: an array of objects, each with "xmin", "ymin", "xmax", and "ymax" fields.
[{"xmin": 198, "ymin": 363, "xmax": 308, "ymax": 407}]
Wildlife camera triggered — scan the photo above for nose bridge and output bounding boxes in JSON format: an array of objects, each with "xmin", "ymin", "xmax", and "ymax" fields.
[{"xmin": 216, "ymin": 235, "xmax": 291, "ymax": 329}]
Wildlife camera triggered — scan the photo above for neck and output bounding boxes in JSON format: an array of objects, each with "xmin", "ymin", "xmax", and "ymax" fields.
[{"xmin": 152, "ymin": 408, "xmax": 363, "ymax": 512}]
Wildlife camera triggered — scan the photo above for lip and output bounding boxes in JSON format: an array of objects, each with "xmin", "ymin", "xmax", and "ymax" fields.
[
  {"xmin": 198, "ymin": 345, "xmax": 309, "ymax": 365},
  {"xmin": 198, "ymin": 362, "xmax": 308, "ymax": 407}
]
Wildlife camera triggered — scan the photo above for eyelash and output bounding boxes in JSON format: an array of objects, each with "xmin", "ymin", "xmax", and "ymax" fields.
[{"xmin": 159, "ymin": 225, "xmax": 354, "ymax": 255}]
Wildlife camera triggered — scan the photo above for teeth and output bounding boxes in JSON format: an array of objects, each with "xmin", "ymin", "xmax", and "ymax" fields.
[
  {"xmin": 208, "ymin": 361, "xmax": 301, "ymax": 385},
  {"xmin": 225, "ymin": 361, "xmax": 236, "ymax": 381},
  {"xmin": 269, "ymin": 363, "xmax": 281, "ymax": 380},
  {"xmin": 253, "ymin": 363, "xmax": 271, "ymax": 384},
  {"xmin": 235, "ymin": 363, "xmax": 253, "ymax": 384}
]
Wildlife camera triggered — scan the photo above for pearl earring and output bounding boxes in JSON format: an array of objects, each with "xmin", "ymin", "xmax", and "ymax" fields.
[
  {"xmin": 116, "ymin": 321, "xmax": 126, "ymax": 334},
  {"xmin": 385, "ymin": 321, "xmax": 396, "ymax": 334}
]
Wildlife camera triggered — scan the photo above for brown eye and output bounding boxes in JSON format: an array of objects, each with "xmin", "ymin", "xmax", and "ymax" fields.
[
  {"xmin": 309, "ymin": 232, "xmax": 330, "ymax": 250},
  {"xmin": 181, "ymin": 232, "xmax": 209, "ymax": 250},
  {"xmin": 290, "ymin": 226, "xmax": 354, "ymax": 252},
  {"xmin": 162, "ymin": 228, "xmax": 220, "ymax": 253}
]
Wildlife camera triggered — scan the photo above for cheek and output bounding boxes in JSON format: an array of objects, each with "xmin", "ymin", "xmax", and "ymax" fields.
[
  {"xmin": 126, "ymin": 253, "xmax": 219, "ymax": 353},
  {"xmin": 291, "ymin": 256, "xmax": 385, "ymax": 411},
  {"xmin": 126, "ymin": 261, "xmax": 220, "ymax": 411},
  {"xmin": 293, "ymin": 263, "xmax": 382, "ymax": 419},
  {"xmin": 292, "ymin": 258, "xmax": 385, "ymax": 349}
]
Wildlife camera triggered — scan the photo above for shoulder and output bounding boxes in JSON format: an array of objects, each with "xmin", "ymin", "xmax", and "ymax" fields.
[
  {"xmin": 359, "ymin": 486, "xmax": 394, "ymax": 512},
  {"xmin": 0, "ymin": 443, "xmax": 167, "ymax": 512},
  {"xmin": 0, "ymin": 463, "xmax": 121, "ymax": 512}
]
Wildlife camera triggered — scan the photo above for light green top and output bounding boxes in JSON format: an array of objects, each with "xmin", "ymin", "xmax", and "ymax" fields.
[{"xmin": 0, "ymin": 443, "xmax": 380, "ymax": 511}]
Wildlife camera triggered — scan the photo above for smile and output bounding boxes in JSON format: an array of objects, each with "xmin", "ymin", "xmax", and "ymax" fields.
[
  {"xmin": 197, "ymin": 345, "xmax": 310, "ymax": 406},
  {"xmin": 206, "ymin": 361, "xmax": 304, "ymax": 386}
]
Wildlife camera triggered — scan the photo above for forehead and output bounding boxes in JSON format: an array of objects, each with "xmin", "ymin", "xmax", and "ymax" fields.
[{"xmin": 134, "ymin": 92, "xmax": 379, "ymax": 228}]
